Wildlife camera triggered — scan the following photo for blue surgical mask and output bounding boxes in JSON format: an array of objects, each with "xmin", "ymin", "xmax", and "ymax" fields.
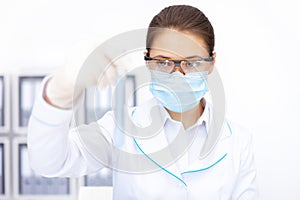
[{"xmin": 149, "ymin": 70, "xmax": 208, "ymax": 113}]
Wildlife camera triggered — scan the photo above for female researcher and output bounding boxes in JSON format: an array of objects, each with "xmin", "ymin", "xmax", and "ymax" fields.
[{"xmin": 28, "ymin": 5, "xmax": 258, "ymax": 199}]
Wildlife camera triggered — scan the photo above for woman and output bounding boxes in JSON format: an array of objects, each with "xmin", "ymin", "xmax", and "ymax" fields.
[{"xmin": 28, "ymin": 5, "xmax": 258, "ymax": 199}]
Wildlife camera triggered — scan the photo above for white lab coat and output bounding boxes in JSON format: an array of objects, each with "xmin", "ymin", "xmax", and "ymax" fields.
[{"xmin": 27, "ymin": 77, "xmax": 258, "ymax": 200}]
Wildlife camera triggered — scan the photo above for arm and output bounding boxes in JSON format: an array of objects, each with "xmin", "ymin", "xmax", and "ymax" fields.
[{"xmin": 27, "ymin": 76, "xmax": 113, "ymax": 177}]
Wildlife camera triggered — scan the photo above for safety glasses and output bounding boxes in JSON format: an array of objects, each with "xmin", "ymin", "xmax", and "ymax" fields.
[{"xmin": 144, "ymin": 56, "xmax": 213, "ymax": 73}]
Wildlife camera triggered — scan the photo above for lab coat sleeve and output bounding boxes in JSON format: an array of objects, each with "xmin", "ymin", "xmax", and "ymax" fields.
[
  {"xmin": 27, "ymin": 76, "xmax": 113, "ymax": 178},
  {"xmin": 232, "ymin": 133, "xmax": 259, "ymax": 199}
]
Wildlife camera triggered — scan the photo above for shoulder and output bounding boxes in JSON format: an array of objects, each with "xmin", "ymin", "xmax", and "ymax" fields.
[
  {"xmin": 225, "ymin": 119, "xmax": 254, "ymax": 151},
  {"xmin": 226, "ymin": 120, "xmax": 253, "ymax": 137}
]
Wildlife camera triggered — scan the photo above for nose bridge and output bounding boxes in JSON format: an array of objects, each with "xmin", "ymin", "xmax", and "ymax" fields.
[
  {"xmin": 172, "ymin": 60, "xmax": 185, "ymax": 74},
  {"xmin": 173, "ymin": 60, "xmax": 182, "ymax": 67}
]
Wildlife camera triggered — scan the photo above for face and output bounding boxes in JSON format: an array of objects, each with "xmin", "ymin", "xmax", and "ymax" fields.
[{"xmin": 146, "ymin": 29, "xmax": 216, "ymax": 74}]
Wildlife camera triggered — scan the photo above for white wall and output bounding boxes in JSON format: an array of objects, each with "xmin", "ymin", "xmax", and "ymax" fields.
[{"xmin": 1, "ymin": 0, "xmax": 299, "ymax": 199}]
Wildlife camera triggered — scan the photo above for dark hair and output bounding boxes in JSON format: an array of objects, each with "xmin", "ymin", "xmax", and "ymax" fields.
[{"xmin": 146, "ymin": 5, "xmax": 215, "ymax": 56}]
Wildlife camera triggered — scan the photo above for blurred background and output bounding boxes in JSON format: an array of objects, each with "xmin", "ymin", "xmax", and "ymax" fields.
[{"xmin": 0, "ymin": 0, "xmax": 299, "ymax": 199}]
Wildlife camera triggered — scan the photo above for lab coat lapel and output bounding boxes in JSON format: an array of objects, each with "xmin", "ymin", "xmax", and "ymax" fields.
[
  {"xmin": 131, "ymin": 98, "xmax": 232, "ymax": 182},
  {"xmin": 131, "ymin": 99, "xmax": 183, "ymax": 180},
  {"xmin": 133, "ymin": 128, "xmax": 183, "ymax": 180},
  {"xmin": 184, "ymin": 122, "xmax": 232, "ymax": 173}
]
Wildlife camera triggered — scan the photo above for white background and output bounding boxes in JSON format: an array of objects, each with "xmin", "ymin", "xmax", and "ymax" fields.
[{"xmin": 1, "ymin": 0, "xmax": 300, "ymax": 199}]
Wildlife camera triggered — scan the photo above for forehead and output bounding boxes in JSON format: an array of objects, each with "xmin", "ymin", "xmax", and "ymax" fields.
[{"xmin": 150, "ymin": 29, "xmax": 209, "ymax": 58}]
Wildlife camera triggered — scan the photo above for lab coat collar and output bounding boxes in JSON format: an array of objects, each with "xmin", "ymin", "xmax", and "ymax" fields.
[
  {"xmin": 133, "ymin": 97, "xmax": 211, "ymax": 132},
  {"xmin": 161, "ymin": 98, "xmax": 211, "ymax": 134},
  {"xmin": 131, "ymin": 95, "xmax": 231, "ymax": 139}
]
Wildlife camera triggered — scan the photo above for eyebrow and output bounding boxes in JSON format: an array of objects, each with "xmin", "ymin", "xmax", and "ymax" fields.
[
  {"xmin": 153, "ymin": 55, "xmax": 203, "ymax": 59},
  {"xmin": 186, "ymin": 55, "xmax": 204, "ymax": 59},
  {"xmin": 153, "ymin": 55, "xmax": 171, "ymax": 59}
]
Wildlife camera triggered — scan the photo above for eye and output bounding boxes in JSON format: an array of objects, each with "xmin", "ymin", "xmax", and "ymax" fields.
[
  {"xmin": 186, "ymin": 61, "xmax": 203, "ymax": 68},
  {"xmin": 157, "ymin": 60, "xmax": 171, "ymax": 67}
]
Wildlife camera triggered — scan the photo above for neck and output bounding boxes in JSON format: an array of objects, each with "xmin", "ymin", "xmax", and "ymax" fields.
[{"xmin": 166, "ymin": 100, "xmax": 205, "ymax": 129}]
